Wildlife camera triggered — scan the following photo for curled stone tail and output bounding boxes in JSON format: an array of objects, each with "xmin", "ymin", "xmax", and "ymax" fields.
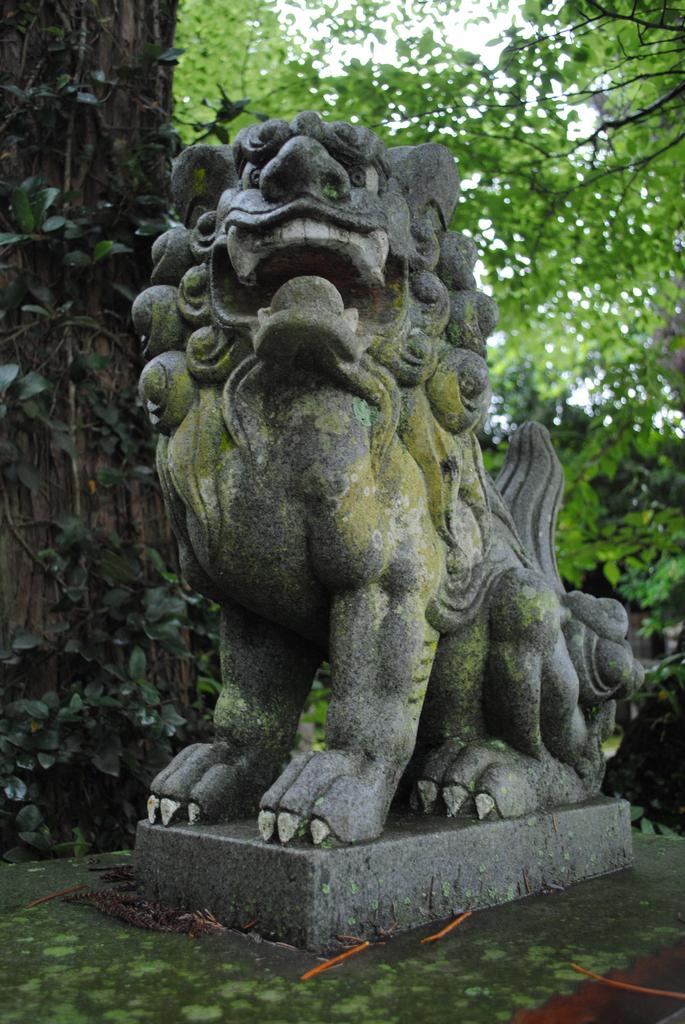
[{"xmin": 495, "ymin": 422, "xmax": 564, "ymax": 592}]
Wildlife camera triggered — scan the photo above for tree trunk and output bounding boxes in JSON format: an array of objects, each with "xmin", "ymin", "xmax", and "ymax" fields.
[
  {"xmin": 1, "ymin": 0, "xmax": 178, "ymax": 677},
  {"xmin": 0, "ymin": 1, "xmax": 216, "ymax": 860}
]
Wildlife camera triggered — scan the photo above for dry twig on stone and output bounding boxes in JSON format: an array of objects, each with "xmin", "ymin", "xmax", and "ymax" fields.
[
  {"xmin": 420, "ymin": 910, "xmax": 472, "ymax": 944},
  {"xmin": 25, "ymin": 883, "xmax": 88, "ymax": 908},
  {"xmin": 300, "ymin": 940, "xmax": 371, "ymax": 981},
  {"xmin": 570, "ymin": 963, "xmax": 685, "ymax": 1001}
]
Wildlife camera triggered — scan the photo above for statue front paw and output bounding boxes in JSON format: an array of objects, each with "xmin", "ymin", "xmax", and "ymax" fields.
[
  {"xmin": 258, "ymin": 749, "xmax": 393, "ymax": 845},
  {"xmin": 147, "ymin": 742, "xmax": 262, "ymax": 826}
]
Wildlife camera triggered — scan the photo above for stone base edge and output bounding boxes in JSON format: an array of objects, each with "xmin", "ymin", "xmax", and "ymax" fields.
[{"xmin": 135, "ymin": 797, "xmax": 633, "ymax": 951}]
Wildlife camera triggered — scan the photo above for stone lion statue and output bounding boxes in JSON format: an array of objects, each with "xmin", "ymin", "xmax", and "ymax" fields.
[{"xmin": 134, "ymin": 111, "xmax": 642, "ymax": 846}]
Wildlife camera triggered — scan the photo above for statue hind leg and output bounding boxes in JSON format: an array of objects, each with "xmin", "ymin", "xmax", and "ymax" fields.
[
  {"xmin": 147, "ymin": 600, "xmax": 320, "ymax": 826},
  {"xmin": 408, "ymin": 555, "xmax": 605, "ymax": 813},
  {"xmin": 407, "ymin": 611, "xmax": 489, "ymax": 814}
]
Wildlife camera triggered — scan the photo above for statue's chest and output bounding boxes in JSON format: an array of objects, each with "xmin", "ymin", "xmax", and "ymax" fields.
[
  {"xmin": 164, "ymin": 380, "xmax": 398, "ymax": 628},
  {"xmin": 179, "ymin": 437, "xmax": 311, "ymax": 570}
]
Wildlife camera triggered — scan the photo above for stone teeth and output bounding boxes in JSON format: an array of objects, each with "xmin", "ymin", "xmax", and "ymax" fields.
[
  {"xmin": 160, "ymin": 798, "xmax": 181, "ymax": 826},
  {"xmin": 310, "ymin": 819, "xmax": 331, "ymax": 846},
  {"xmin": 147, "ymin": 795, "xmax": 159, "ymax": 824},
  {"xmin": 443, "ymin": 784, "xmax": 469, "ymax": 817},
  {"xmin": 227, "ymin": 228, "xmax": 261, "ymax": 284},
  {"xmin": 475, "ymin": 792, "xmax": 497, "ymax": 820},
  {"xmin": 370, "ymin": 228, "xmax": 390, "ymax": 265},
  {"xmin": 277, "ymin": 811, "xmax": 301, "ymax": 844},
  {"xmin": 345, "ymin": 228, "xmax": 389, "ymax": 285},
  {"xmin": 343, "ymin": 308, "xmax": 359, "ymax": 330},
  {"xmin": 188, "ymin": 802, "xmax": 201, "ymax": 824},
  {"xmin": 227, "ymin": 219, "xmax": 389, "ymax": 286},
  {"xmin": 281, "ymin": 220, "xmax": 305, "ymax": 244},
  {"xmin": 301, "ymin": 219, "xmax": 315, "ymax": 244},
  {"xmin": 301, "ymin": 220, "xmax": 349, "ymax": 246},
  {"xmin": 417, "ymin": 780, "xmax": 438, "ymax": 813},
  {"xmin": 258, "ymin": 810, "xmax": 276, "ymax": 841}
]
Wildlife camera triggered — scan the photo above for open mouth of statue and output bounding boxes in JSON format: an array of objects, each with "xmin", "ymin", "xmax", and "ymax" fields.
[{"xmin": 226, "ymin": 218, "xmax": 390, "ymax": 290}]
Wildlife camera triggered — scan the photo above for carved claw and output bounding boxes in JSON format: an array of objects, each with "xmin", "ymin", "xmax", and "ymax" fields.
[
  {"xmin": 417, "ymin": 780, "xmax": 439, "ymax": 813},
  {"xmin": 475, "ymin": 792, "xmax": 497, "ymax": 820},
  {"xmin": 277, "ymin": 812, "xmax": 301, "ymax": 844},
  {"xmin": 147, "ymin": 795, "xmax": 159, "ymax": 824},
  {"xmin": 258, "ymin": 810, "xmax": 276, "ymax": 842},
  {"xmin": 443, "ymin": 784, "xmax": 469, "ymax": 817},
  {"xmin": 160, "ymin": 797, "xmax": 181, "ymax": 826},
  {"xmin": 188, "ymin": 802, "xmax": 201, "ymax": 824},
  {"xmin": 311, "ymin": 818, "xmax": 331, "ymax": 846}
]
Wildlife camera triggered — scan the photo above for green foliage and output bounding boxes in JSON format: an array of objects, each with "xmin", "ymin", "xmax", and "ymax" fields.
[
  {"xmin": 173, "ymin": 0, "xmax": 322, "ymax": 142},
  {"xmin": 298, "ymin": 663, "xmax": 331, "ymax": 752},
  {"xmin": 0, "ymin": 345, "xmax": 223, "ymax": 860},
  {"xmin": 171, "ymin": 0, "xmax": 685, "ymax": 625},
  {"xmin": 605, "ymin": 650, "xmax": 685, "ymax": 836},
  {"xmin": 0, "ymin": 538, "xmax": 220, "ymax": 861}
]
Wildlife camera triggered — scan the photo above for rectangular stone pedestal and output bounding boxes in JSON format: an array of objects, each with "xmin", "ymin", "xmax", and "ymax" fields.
[{"xmin": 135, "ymin": 797, "xmax": 632, "ymax": 951}]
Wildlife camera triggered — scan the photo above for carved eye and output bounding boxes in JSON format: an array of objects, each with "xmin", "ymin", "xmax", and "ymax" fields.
[
  {"xmin": 349, "ymin": 166, "xmax": 367, "ymax": 188},
  {"xmin": 248, "ymin": 167, "xmax": 261, "ymax": 189}
]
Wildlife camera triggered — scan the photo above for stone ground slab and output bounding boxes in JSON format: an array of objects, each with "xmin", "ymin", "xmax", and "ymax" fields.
[
  {"xmin": 1, "ymin": 834, "xmax": 684, "ymax": 1024},
  {"xmin": 135, "ymin": 797, "xmax": 632, "ymax": 950}
]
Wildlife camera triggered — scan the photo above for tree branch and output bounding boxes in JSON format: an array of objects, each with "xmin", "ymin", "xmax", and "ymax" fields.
[
  {"xmin": 585, "ymin": 0, "xmax": 685, "ymax": 34},
  {"xmin": 574, "ymin": 64, "xmax": 685, "ymax": 98},
  {"xmin": 582, "ymin": 78, "xmax": 685, "ymax": 146}
]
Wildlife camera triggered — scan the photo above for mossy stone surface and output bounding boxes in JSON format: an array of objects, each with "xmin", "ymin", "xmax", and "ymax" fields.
[
  {"xmin": 2, "ymin": 835, "xmax": 683, "ymax": 1024},
  {"xmin": 135, "ymin": 798, "xmax": 633, "ymax": 950}
]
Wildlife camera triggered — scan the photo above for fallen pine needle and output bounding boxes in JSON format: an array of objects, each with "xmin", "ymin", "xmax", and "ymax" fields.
[
  {"xmin": 26, "ymin": 883, "xmax": 88, "ymax": 908},
  {"xmin": 570, "ymin": 963, "xmax": 685, "ymax": 1001},
  {"xmin": 335, "ymin": 934, "xmax": 386, "ymax": 948},
  {"xmin": 421, "ymin": 911, "xmax": 472, "ymax": 944},
  {"xmin": 300, "ymin": 940, "xmax": 370, "ymax": 981}
]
